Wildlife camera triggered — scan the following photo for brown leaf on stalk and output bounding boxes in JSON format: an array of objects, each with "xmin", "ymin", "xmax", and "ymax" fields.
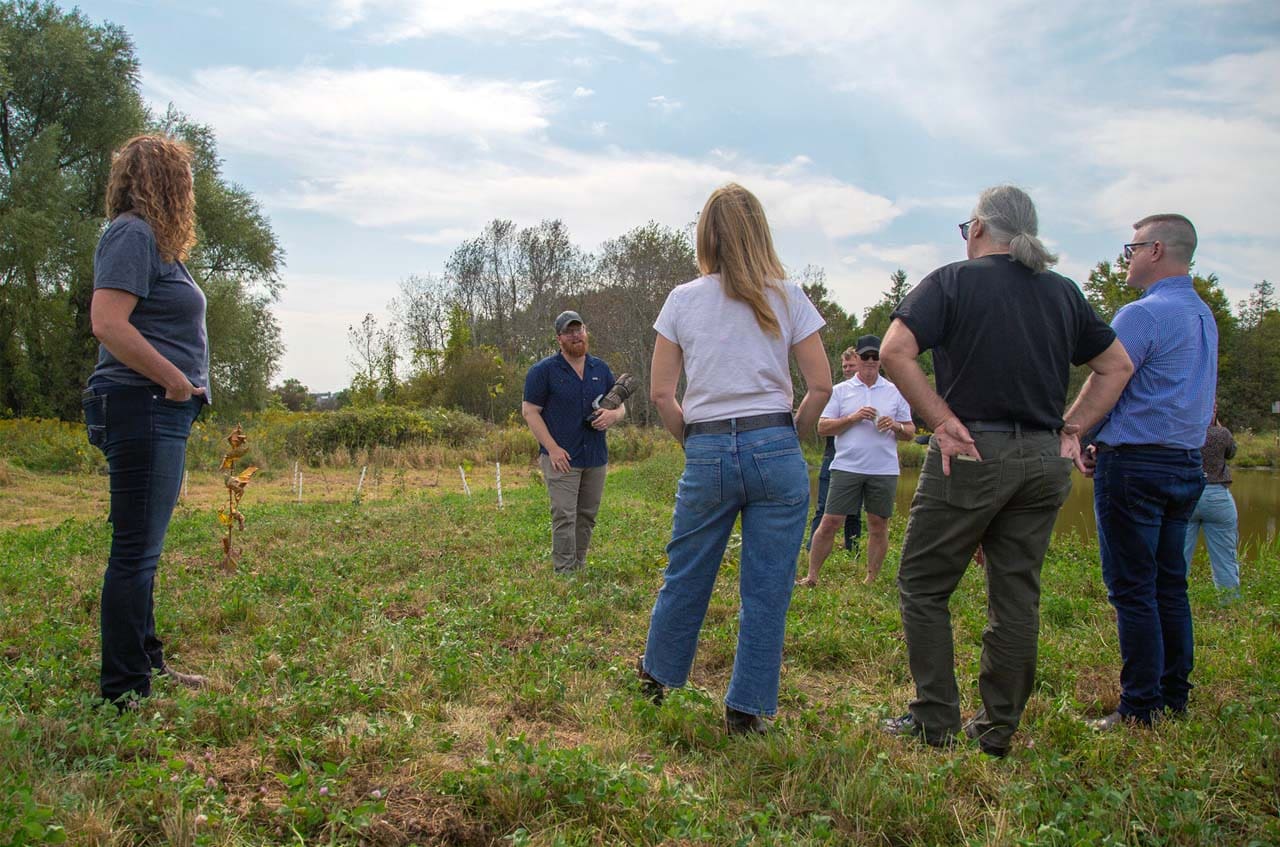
[
  {"xmin": 235, "ymin": 467, "xmax": 259, "ymax": 484},
  {"xmin": 225, "ymin": 424, "xmax": 247, "ymax": 450}
]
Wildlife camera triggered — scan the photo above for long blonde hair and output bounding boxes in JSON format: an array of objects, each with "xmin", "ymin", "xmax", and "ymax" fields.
[
  {"xmin": 696, "ymin": 183, "xmax": 785, "ymax": 336},
  {"xmin": 105, "ymin": 135, "xmax": 197, "ymax": 263}
]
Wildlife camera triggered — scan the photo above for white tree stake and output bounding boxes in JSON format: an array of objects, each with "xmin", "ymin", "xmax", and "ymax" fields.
[
  {"xmin": 297, "ymin": 473, "xmax": 303, "ymax": 504},
  {"xmin": 459, "ymin": 465, "xmax": 471, "ymax": 496},
  {"xmin": 496, "ymin": 462, "xmax": 503, "ymax": 509},
  {"xmin": 356, "ymin": 465, "xmax": 368, "ymax": 499},
  {"xmin": 182, "ymin": 470, "xmax": 189, "ymax": 500}
]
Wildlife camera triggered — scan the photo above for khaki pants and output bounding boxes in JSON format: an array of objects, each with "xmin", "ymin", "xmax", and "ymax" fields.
[
  {"xmin": 897, "ymin": 430, "xmax": 1073, "ymax": 749},
  {"xmin": 540, "ymin": 455, "xmax": 607, "ymax": 573}
]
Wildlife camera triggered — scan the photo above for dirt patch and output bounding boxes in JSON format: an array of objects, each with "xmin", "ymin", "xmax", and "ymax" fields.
[
  {"xmin": 498, "ymin": 629, "xmax": 547, "ymax": 651},
  {"xmin": 361, "ymin": 783, "xmax": 492, "ymax": 847},
  {"xmin": 384, "ymin": 602, "xmax": 427, "ymax": 621}
]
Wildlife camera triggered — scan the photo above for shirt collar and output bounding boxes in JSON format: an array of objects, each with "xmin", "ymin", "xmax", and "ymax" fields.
[
  {"xmin": 1142, "ymin": 274, "xmax": 1193, "ymax": 297},
  {"xmin": 852, "ymin": 372, "xmax": 883, "ymax": 388}
]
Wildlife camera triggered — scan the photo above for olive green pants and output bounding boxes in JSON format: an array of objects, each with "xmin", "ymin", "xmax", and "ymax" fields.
[{"xmin": 897, "ymin": 430, "xmax": 1073, "ymax": 749}]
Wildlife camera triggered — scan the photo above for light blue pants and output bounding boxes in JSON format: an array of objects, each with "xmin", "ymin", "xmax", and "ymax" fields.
[
  {"xmin": 1183, "ymin": 483, "xmax": 1241, "ymax": 595},
  {"xmin": 642, "ymin": 425, "xmax": 809, "ymax": 717}
]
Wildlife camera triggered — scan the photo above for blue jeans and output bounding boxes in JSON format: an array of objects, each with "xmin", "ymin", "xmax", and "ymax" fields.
[
  {"xmin": 806, "ymin": 449, "xmax": 860, "ymax": 551},
  {"xmin": 1094, "ymin": 447, "xmax": 1205, "ymax": 722},
  {"xmin": 642, "ymin": 425, "xmax": 809, "ymax": 716},
  {"xmin": 83, "ymin": 383, "xmax": 203, "ymax": 702},
  {"xmin": 1183, "ymin": 484, "xmax": 1241, "ymax": 595}
]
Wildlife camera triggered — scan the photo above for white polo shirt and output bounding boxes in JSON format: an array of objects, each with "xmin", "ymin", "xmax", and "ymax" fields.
[{"xmin": 822, "ymin": 373, "xmax": 912, "ymax": 475}]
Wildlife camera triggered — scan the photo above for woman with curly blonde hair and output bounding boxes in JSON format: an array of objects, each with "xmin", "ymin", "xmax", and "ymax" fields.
[{"xmin": 82, "ymin": 134, "xmax": 210, "ymax": 707}]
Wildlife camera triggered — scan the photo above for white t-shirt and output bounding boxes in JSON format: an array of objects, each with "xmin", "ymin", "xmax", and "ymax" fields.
[
  {"xmin": 822, "ymin": 373, "xmax": 912, "ymax": 475},
  {"xmin": 653, "ymin": 274, "xmax": 825, "ymax": 424}
]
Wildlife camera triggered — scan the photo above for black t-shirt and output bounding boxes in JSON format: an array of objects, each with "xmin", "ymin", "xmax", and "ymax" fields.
[{"xmin": 891, "ymin": 254, "xmax": 1115, "ymax": 430}]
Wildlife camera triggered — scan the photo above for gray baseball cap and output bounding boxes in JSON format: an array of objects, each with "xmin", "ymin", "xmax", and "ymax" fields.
[{"xmin": 554, "ymin": 310, "xmax": 584, "ymax": 334}]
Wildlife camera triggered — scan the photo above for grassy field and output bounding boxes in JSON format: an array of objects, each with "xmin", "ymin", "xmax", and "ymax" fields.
[{"xmin": 1, "ymin": 446, "xmax": 1277, "ymax": 846}]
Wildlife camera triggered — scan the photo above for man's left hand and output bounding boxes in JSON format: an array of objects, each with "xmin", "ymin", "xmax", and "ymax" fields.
[
  {"xmin": 590, "ymin": 407, "xmax": 623, "ymax": 430},
  {"xmin": 1059, "ymin": 428, "xmax": 1087, "ymax": 473},
  {"xmin": 875, "ymin": 415, "xmax": 900, "ymax": 434}
]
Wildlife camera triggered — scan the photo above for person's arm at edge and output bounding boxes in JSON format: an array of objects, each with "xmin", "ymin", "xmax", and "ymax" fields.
[
  {"xmin": 1061, "ymin": 338, "xmax": 1134, "ymax": 473},
  {"xmin": 650, "ymin": 333, "xmax": 685, "ymax": 443},
  {"xmin": 91, "ymin": 288, "xmax": 204, "ymax": 402},
  {"xmin": 880, "ymin": 318, "xmax": 977, "ymax": 475},
  {"xmin": 792, "ymin": 331, "xmax": 833, "ymax": 441}
]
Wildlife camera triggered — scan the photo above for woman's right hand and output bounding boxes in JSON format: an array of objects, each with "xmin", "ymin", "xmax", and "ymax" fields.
[{"xmin": 165, "ymin": 382, "xmax": 206, "ymax": 402}]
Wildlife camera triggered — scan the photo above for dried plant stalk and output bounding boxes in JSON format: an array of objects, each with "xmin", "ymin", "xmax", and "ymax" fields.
[{"xmin": 218, "ymin": 423, "xmax": 258, "ymax": 571}]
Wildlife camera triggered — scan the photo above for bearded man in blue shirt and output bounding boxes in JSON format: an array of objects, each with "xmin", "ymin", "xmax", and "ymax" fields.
[
  {"xmin": 522, "ymin": 311, "xmax": 625, "ymax": 574},
  {"xmin": 1070, "ymin": 213, "xmax": 1217, "ymax": 730}
]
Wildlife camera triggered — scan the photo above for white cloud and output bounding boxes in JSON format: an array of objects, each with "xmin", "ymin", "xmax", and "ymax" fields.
[
  {"xmin": 648, "ymin": 95, "xmax": 683, "ymax": 115},
  {"xmin": 280, "ymin": 147, "xmax": 899, "ymax": 248},
  {"xmin": 572, "ymin": 85, "xmax": 594, "ymax": 98},
  {"xmin": 589, "ymin": 121, "xmax": 609, "ymax": 136},
  {"xmin": 144, "ymin": 66, "xmax": 554, "ymax": 153}
]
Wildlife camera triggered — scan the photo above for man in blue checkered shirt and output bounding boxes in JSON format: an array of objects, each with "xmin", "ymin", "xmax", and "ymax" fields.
[{"xmin": 1071, "ymin": 213, "xmax": 1217, "ymax": 731}]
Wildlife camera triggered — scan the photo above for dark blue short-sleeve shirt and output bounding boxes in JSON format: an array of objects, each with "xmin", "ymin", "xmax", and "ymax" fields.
[
  {"xmin": 88, "ymin": 214, "xmax": 211, "ymax": 399},
  {"xmin": 523, "ymin": 353, "xmax": 615, "ymax": 468}
]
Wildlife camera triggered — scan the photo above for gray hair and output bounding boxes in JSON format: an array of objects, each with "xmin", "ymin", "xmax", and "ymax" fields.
[
  {"xmin": 973, "ymin": 185, "xmax": 1059, "ymax": 274},
  {"xmin": 1133, "ymin": 213, "xmax": 1196, "ymax": 265}
]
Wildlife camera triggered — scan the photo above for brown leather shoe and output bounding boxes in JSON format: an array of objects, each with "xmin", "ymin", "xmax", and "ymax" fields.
[
  {"xmin": 725, "ymin": 707, "xmax": 769, "ymax": 735},
  {"xmin": 157, "ymin": 666, "xmax": 208, "ymax": 690}
]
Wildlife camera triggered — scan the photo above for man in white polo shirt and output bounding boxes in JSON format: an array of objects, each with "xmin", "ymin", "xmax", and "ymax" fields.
[{"xmin": 798, "ymin": 335, "xmax": 915, "ymax": 586}]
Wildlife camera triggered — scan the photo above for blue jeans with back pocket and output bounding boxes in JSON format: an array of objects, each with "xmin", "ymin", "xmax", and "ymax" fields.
[
  {"xmin": 83, "ymin": 382, "xmax": 203, "ymax": 702},
  {"xmin": 641, "ymin": 425, "xmax": 809, "ymax": 717}
]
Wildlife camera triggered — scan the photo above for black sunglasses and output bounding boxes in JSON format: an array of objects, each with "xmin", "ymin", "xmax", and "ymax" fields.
[
  {"xmin": 859, "ymin": 352, "xmax": 879, "ymax": 361},
  {"xmin": 959, "ymin": 218, "xmax": 976, "ymax": 240},
  {"xmin": 1122, "ymin": 241, "xmax": 1155, "ymax": 260}
]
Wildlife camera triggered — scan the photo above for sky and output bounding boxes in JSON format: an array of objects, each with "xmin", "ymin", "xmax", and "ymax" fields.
[{"xmin": 77, "ymin": 0, "xmax": 1280, "ymax": 392}]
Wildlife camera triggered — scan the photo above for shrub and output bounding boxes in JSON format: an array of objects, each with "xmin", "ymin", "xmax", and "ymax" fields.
[{"xmin": 0, "ymin": 418, "xmax": 100, "ymax": 473}]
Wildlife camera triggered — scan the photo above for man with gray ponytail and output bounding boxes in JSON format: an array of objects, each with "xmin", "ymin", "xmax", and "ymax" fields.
[{"xmin": 878, "ymin": 185, "xmax": 1133, "ymax": 756}]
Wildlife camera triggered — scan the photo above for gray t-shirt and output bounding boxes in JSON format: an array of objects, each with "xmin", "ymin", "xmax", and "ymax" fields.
[{"xmin": 89, "ymin": 214, "xmax": 210, "ymax": 399}]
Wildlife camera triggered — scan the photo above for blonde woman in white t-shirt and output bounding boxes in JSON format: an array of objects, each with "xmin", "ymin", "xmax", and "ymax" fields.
[{"xmin": 636, "ymin": 183, "xmax": 833, "ymax": 734}]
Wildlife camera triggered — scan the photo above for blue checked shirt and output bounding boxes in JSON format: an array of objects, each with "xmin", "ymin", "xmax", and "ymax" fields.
[{"xmin": 1094, "ymin": 275, "xmax": 1217, "ymax": 449}]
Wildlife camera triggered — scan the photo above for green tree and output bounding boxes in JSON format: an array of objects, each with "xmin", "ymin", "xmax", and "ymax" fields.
[
  {"xmin": 271, "ymin": 377, "xmax": 315, "ymax": 412},
  {"xmin": 0, "ymin": 3, "xmax": 284, "ymax": 419},
  {"xmin": 1220, "ymin": 280, "xmax": 1280, "ymax": 430},
  {"xmin": 0, "ymin": 0, "xmax": 143, "ymax": 417},
  {"xmin": 860, "ymin": 269, "xmax": 912, "ymax": 340}
]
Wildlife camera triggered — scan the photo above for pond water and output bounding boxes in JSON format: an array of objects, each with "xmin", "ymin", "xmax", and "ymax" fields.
[{"xmin": 888, "ymin": 466, "xmax": 1280, "ymax": 560}]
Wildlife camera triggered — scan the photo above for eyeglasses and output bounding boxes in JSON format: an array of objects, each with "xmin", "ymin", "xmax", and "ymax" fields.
[
  {"xmin": 859, "ymin": 352, "xmax": 879, "ymax": 361},
  {"xmin": 1122, "ymin": 241, "xmax": 1155, "ymax": 260},
  {"xmin": 558, "ymin": 326, "xmax": 586, "ymax": 337},
  {"xmin": 959, "ymin": 219, "xmax": 976, "ymax": 240}
]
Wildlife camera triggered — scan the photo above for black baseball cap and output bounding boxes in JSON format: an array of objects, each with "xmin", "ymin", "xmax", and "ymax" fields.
[
  {"xmin": 554, "ymin": 310, "xmax": 584, "ymax": 334},
  {"xmin": 855, "ymin": 334, "xmax": 881, "ymax": 354}
]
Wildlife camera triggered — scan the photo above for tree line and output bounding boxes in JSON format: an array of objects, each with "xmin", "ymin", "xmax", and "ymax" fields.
[{"xmin": 332, "ymin": 222, "xmax": 1278, "ymax": 435}]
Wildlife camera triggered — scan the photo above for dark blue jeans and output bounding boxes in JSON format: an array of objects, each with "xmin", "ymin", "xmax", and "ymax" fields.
[
  {"xmin": 83, "ymin": 383, "xmax": 202, "ymax": 702},
  {"xmin": 1094, "ymin": 447, "xmax": 1205, "ymax": 722},
  {"xmin": 806, "ymin": 449, "xmax": 860, "ymax": 551}
]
